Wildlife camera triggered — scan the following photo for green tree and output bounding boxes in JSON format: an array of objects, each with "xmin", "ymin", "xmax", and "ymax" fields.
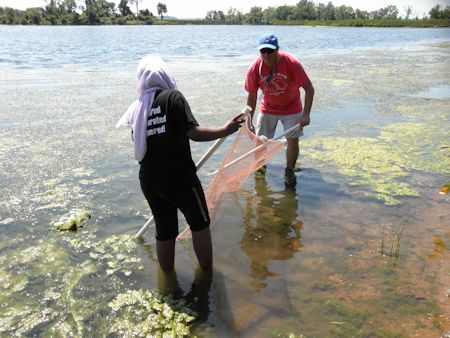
[
  {"xmin": 334, "ymin": 5, "xmax": 354, "ymax": 20},
  {"xmin": 371, "ymin": 5, "xmax": 399, "ymax": 19},
  {"xmin": 226, "ymin": 7, "xmax": 244, "ymax": 24},
  {"xmin": 44, "ymin": 0, "xmax": 58, "ymax": 15},
  {"xmin": 293, "ymin": 0, "xmax": 317, "ymax": 20},
  {"xmin": 98, "ymin": 0, "xmax": 115, "ymax": 17},
  {"xmin": 156, "ymin": 3, "xmax": 167, "ymax": 20},
  {"xmin": 429, "ymin": 5, "xmax": 450, "ymax": 19},
  {"xmin": 205, "ymin": 10, "xmax": 225, "ymax": 23},
  {"xmin": 247, "ymin": 6, "xmax": 263, "ymax": 24},
  {"xmin": 118, "ymin": 0, "xmax": 132, "ymax": 16},
  {"xmin": 25, "ymin": 8, "xmax": 44, "ymax": 24},
  {"xmin": 355, "ymin": 8, "xmax": 369, "ymax": 19},
  {"xmin": 384, "ymin": 5, "xmax": 399, "ymax": 19},
  {"xmin": 275, "ymin": 5, "xmax": 293, "ymax": 20},
  {"xmin": 205, "ymin": 10, "xmax": 213, "ymax": 21},
  {"xmin": 137, "ymin": 8, "xmax": 153, "ymax": 24},
  {"xmin": 4, "ymin": 7, "xmax": 18, "ymax": 24},
  {"xmin": 82, "ymin": 0, "xmax": 100, "ymax": 24},
  {"xmin": 324, "ymin": 1, "xmax": 335, "ymax": 20},
  {"xmin": 316, "ymin": 3, "xmax": 326, "ymax": 20},
  {"xmin": 59, "ymin": 0, "xmax": 77, "ymax": 13},
  {"xmin": 429, "ymin": 5, "xmax": 442, "ymax": 18},
  {"xmin": 262, "ymin": 6, "xmax": 276, "ymax": 24},
  {"xmin": 217, "ymin": 10, "xmax": 225, "ymax": 23}
]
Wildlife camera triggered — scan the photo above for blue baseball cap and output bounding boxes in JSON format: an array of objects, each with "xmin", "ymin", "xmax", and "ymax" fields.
[{"xmin": 258, "ymin": 33, "xmax": 278, "ymax": 50}]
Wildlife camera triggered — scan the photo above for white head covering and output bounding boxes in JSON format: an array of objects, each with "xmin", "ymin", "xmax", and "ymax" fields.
[{"xmin": 116, "ymin": 55, "xmax": 177, "ymax": 161}]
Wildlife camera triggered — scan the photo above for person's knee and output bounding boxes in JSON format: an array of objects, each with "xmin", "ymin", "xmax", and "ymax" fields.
[{"xmin": 287, "ymin": 139, "xmax": 299, "ymax": 156}]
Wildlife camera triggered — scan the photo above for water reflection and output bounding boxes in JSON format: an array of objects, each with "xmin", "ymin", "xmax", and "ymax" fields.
[{"xmin": 241, "ymin": 176, "xmax": 303, "ymax": 292}]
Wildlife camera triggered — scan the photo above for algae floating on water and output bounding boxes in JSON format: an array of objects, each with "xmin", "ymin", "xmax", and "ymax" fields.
[
  {"xmin": 54, "ymin": 209, "xmax": 92, "ymax": 231},
  {"xmin": 0, "ymin": 232, "xmax": 178, "ymax": 337},
  {"xmin": 0, "ymin": 232, "xmax": 198, "ymax": 336},
  {"xmin": 301, "ymin": 122, "xmax": 450, "ymax": 205},
  {"xmin": 108, "ymin": 289, "xmax": 197, "ymax": 337}
]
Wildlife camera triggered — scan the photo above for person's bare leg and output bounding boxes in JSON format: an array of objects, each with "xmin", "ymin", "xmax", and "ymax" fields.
[
  {"xmin": 156, "ymin": 239, "xmax": 176, "ymax": 271},
  {"xmin": 185, "ymin": 266, "xmax": 213, "ymax": 322},
  {"xmin": 286, "ymin": 137, "xmax": 299, "ymax": 170},
  {"xmin": 157, "ymin": 266, "xmax": 181, "ymax": 297},
  {"xmin": 191, "ymin": 227, "xmax": 213, "ymax": 270}
]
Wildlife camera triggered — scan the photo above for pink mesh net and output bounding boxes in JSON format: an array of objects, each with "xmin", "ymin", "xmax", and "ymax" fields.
[{"xmin": 178, "ymin": 123, "xmax": 284, "ymax": 240}]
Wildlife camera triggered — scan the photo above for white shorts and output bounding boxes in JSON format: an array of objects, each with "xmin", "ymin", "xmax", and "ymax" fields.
[{"xmin": 256, "ymin": 112, "xmax": 303, "ymax": 139}]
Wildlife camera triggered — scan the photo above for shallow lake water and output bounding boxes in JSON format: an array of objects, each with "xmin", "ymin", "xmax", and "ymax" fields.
[{"xmin": 0, "ymin": 26, "xmax": 449, "ymax": 337}]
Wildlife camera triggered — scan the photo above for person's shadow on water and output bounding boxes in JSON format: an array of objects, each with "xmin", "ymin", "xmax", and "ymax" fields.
[{"xmin": 240, "ymin": 174, "xmax": 303, "ymax": 292}]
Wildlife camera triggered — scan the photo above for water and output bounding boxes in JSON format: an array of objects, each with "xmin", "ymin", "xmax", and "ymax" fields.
[
  {"xmin": 0, "ymin": 25, "xmax": 449, "ymax": 337},
  {"xmin": 412, "ymin": 84, "xmax": 450, "ymax": 99},
  {"xmin": 1, "ymin": 25, "xmax": 449, "ymax": 68}
]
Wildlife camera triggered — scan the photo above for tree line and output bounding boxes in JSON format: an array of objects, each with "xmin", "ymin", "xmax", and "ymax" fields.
[
  {"xmin": 0, "ymin": 0, "xmax": 449, "ymax": 25},
  {"xmin": 0, "ymin": 0, "xmax": 168, "ymax": 25},
  {"xmin": 205, "ymin": 2, "xmax": 450, "ymax": 24}
]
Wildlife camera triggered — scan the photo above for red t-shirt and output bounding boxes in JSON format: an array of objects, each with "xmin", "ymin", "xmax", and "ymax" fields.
[{"xmin": 245, "ymin": 51, "xmax": 310, "ymax": 115}]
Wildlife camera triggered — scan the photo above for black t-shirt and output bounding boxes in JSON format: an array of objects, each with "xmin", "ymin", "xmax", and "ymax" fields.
[{"xmin": 139, "ymin": 89, "xmax": 198, "ymax": 173}]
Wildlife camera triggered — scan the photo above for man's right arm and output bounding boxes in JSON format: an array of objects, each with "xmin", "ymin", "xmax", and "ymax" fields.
[
  {"xmin": 244, "ymin": 60, "xmax": 259, "ymax": 133},
  {"xmin": 246, "ymin": 92, "xmax": 257, "ymax": 132}
]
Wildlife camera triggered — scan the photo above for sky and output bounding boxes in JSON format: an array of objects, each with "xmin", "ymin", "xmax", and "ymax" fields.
[{"xmin": 0, "ymin": 0, "xmax": 448, "ymax": 18}]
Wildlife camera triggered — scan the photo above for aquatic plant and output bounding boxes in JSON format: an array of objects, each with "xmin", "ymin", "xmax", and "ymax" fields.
[
  {"xmin": 54, "ymin": 209, "xmax": 92, "ymax": 231},
  {"xmin": 380, "ymin": 215, "xmax": 410, "ymax": 265},
  {"xmin": 34, "ymin": 178, "xmax": 83, "ymax": 210},
  {"xmin": 301, "ymin": 122, "xmax": 449, "ymax": 205},
  {"xmin": 108, "ymin": 289, "xmax": 196, "ymax": 337},
  {"xmin": 376, "ymin": 266, "xmax": 441, "ymax": 322},
  {"xmin": 325, "ymin": 298, "xmax": 369, "ymax": 337},
  {"xmin": 65, "ymin": 232, "xmax": 143, "ymax": 276},
  {"xmin": 0, "ymin": 232, "xmax": 197, "ymax": 337},
  {"xmin": 0, "ymin": 241, "xmax": 71, "ymax": 336}
]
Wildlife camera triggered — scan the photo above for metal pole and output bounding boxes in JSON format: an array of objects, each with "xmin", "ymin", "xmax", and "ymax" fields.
[{"xmin": 208, "ymin": 123, "xmax": 300, "ymax": 175}]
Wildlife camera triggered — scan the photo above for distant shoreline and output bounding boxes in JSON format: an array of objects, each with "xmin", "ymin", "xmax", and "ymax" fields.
[
  {"xmin": 1, "ymin": 19, "xmax": 449, "ymax": 28},
  {"xmin": 165, "ymin": 19, "xmax": 450, "ymax": 28},
  {"xmin": 2, "ymin": 2, "xmax": 449, "ymax": 28}
]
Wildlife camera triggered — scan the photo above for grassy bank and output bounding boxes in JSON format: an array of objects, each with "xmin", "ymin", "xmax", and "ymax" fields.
[
  {"xmin": 76, "ymin": 18, "xmax": 450, "ymax": 27},
  {"xmin": 1, "ymin": 17, "xmax": 449, "ymax": 27},
  {"xmin": 157, "ymin": 18, "xmax": 450, "ymax": 28},
  {"xmin": 272, "ymin": 18, "xmax": 450, "ymax": 27}
]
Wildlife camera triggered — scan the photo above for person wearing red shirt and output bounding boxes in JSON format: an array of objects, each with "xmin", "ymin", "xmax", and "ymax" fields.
[{"xmin": 245, "ymin": 33, "xmax": 315, "ymax": 186}]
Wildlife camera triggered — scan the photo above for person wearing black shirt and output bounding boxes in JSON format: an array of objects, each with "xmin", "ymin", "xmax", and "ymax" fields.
[{"xmin": 118, "ymin": 55, "xmax": 243, "ymax": 271}]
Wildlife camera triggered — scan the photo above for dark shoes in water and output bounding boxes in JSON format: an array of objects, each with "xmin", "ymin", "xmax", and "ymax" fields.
[
  {"xmin": 284, "ymin": 168, "xmax": 297, "ymax": 187},
  {"xmin": 255, "ymin": 165, "xmax": 298, "ymax": 187},
  {"xmin": 254, "ymin": 165, "xmax": 267, "ymax": 179}
]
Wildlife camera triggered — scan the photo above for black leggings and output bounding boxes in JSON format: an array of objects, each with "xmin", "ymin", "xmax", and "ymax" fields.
[{"xmin": 139, "ymin": 168, "xmax": 210, "ymax": 240}]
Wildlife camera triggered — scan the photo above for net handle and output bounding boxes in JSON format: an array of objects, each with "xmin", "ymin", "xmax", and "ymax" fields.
[
  {"xmin": 135, "ymin": 106, "xmax": 252, "ymax": 240},
  {"xmin": 208, "ymin": 123, "xmax": 300, "ymax": 175}
]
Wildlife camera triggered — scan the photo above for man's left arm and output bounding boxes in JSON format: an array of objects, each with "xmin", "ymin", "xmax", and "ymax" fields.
[{"xmin": 300, "ymin": 80, "xmax": 314, "ymax": 128}]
